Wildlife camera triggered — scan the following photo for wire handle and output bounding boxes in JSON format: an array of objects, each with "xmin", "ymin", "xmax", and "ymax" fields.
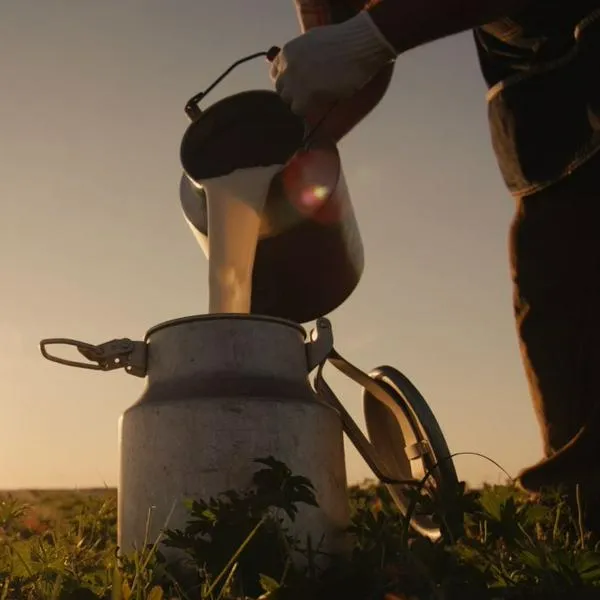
[
  {"xmin": 182, "ymin": 45, "xmax": 334, "ymax": 148},
  {"xmin": 184, "ymin": 46, "xmax": 281, "ymax": 121}
]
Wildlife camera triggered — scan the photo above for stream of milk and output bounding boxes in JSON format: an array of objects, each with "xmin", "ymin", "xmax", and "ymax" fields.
[{"xmin": 200, "ymin": 164, "xmax": 283, "ymax": 313}]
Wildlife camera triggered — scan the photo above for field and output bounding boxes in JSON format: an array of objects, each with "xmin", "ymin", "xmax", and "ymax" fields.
[{"xmin": 2, "ymin": 458, "xmax": 600, "ymax": 600}]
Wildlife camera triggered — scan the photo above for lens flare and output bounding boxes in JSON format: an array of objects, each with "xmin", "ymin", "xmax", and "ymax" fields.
[
  {"xmin": 300, "ymin": 184, "xmax": 330, "ymax": 209},
  {"xmin": 281, "ymin": 147, "xmax": 342, "ymax": 223},
  {"xmin": 312, "ymin": 185, "xmax": 329, "ymax": 201}
]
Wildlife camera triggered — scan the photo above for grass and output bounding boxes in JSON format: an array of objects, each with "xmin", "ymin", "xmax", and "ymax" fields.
[{"xmin": 2, "ymin": 457, "xmax": 600, "ymax": 600}]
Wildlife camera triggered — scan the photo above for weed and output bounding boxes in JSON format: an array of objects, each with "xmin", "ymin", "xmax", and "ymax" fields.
[{"xmin": 1, "ymin": 460, "xmax": 599, "ymax": 600}]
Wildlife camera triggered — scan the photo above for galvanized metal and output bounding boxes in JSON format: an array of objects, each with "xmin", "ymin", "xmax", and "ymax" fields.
[
  {"xmin": 39, "ymin": 315, "xmax": 459, "ymax": 552},
  {"xmin": 117, "ymin": 315, "xmax": 350, "ymax": 565}
]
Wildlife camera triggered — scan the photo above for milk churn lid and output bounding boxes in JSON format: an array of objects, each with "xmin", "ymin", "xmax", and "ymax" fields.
[{"xmin": 362, "ymin": 365, "xmax": 459, "ymax": 540}]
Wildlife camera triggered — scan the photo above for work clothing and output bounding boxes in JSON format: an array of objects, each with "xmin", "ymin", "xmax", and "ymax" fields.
[{"xmin": 280, "ymin": 0, "xmax": 600, "ymax": 533}]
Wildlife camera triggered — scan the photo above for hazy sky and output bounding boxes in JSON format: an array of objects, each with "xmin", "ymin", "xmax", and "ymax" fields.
[{"xmin": 0, "ymin": 1, "xmax": 542, "ymax": 490}]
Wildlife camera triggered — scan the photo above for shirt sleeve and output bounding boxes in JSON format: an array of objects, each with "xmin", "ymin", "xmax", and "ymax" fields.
[
  {"xmin": 294, "ymin": 0, "xmax": 334, "ymax": 31},
  {"xmin": 293, "ymin": 0, "xmax": 378, "ymax": 31}
]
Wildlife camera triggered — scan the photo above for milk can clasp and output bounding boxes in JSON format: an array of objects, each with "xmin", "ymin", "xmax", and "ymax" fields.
[
  {"xmin": 39, "ymin": 338, "xmax": 147, "ymax": 378},
  {"xmin": 306, "ymin": 318, "xmax": 334, "ymax": 371}
]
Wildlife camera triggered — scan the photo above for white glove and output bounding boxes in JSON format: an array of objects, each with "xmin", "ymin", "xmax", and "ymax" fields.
[{"xmin": 270, "ymin": 11, "xmax": 397, "ymax": 117}]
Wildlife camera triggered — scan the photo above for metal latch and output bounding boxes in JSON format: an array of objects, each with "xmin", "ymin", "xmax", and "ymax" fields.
[
  {"xmin": 39, "ymin": 337, "xmax": 147, "ymax": 378},
  {"xmin": 305, "ymin": 318, "xmax": 334, "ymax": 372}
]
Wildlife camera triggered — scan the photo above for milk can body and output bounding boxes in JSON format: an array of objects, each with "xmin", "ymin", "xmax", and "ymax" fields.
[{"xmin": 118, "ymin": 314, "xmax": 350, "ymax": 563}]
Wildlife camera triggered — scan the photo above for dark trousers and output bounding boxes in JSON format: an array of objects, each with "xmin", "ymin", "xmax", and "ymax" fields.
[{"xmin": 509, "ymin": 150, "xmax": 600, "ymax": 532}]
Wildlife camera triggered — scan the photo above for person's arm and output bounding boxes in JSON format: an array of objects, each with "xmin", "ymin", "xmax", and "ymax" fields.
[
  {"xmin": 293, "ymin": 0, "xmax": 394, "ymax": 142},
  {"xmin": 277, "ymin": 0, "xmax": 533, "ymax": 140},
  {"xmin": 367, "ymin": 0, "xmax": 533, "ymax": 54},
  {"xmin": 294, "ymin": 0, "xmax": 335, "ymax": 31}
]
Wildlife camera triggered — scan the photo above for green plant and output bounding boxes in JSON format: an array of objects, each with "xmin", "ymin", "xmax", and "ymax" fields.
[
  {"xmin": 0, "ymin": 493, "xmax": 117, "ymax": 599},
  {"xmin": 2, "ymin": 461, "xmax": 600, "ymax": 600},
  {"xmin": 162, "ymin": 456, "xmax": 319, "ymax": 599}
]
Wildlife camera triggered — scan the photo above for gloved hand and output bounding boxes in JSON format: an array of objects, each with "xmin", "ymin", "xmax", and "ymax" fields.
[{"xmin": 270, "ymin": 10, "xmax": 397, "ymax": 117}]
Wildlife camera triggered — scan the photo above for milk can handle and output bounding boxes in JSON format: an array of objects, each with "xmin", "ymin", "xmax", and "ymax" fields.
[
  {"xmin": 39, "ymin": 337, "xmax": 147, "ymax": 377},
  {"xmin": 184, "ymin": 46, "xmax": 281, "ymax": 121}
]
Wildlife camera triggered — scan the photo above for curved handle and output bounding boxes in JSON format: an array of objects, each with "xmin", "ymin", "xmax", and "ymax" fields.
[
  {"xmin": 184, "ymin": 46, "xmax": 281, "ymax": 121},
  {"xmin": 39, "ymin": 337, "xmax": 147, "ymax": 377},
  {"xmin": 40, "ymin": 338, "xmax": 107, "ymax": 370}
]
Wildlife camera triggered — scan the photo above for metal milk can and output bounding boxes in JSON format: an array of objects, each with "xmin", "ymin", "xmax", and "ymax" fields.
[
  {"xmin": 40, "ymin": 315, "xmax": 459, "ymax": 566},
  {"xmin": 178, "ymin": 49, "xmax": 364, "ymax": 324}
]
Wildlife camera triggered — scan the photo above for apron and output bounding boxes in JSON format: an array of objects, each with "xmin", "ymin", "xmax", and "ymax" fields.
[{"xmin": 475, "ymin": 1, "xmax": 600, "ymax": 196}]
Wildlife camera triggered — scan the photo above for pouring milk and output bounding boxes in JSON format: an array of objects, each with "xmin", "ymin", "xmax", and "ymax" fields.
[{"xmin": 200, "ymin": 164, "xmax": 283, "ymax": 313}]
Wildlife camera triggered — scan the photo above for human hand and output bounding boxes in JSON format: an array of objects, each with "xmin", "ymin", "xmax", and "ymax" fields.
[{"xmin": 270, "ymin": 11, "xmax": 396, "ymax": 117}]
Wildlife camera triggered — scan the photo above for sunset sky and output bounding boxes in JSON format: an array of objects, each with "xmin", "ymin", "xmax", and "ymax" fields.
[{"xmin": 1, "ymin": 0, "xmax": 541, "ymax": 489}]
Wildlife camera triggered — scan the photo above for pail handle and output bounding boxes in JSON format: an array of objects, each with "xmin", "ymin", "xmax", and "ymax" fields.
[
  {"xmin": 182, "ymin": 47, "xmax": 338, "ymax": 148},
  {"xmin": 184, "ymin": 47, "xmax": 281, "ymax": 121}
]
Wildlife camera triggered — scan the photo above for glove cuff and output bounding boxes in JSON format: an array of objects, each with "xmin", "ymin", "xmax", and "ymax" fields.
[{"xmin": 335, "ymin": 10, "xmax": 398, "ymax": 69}]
